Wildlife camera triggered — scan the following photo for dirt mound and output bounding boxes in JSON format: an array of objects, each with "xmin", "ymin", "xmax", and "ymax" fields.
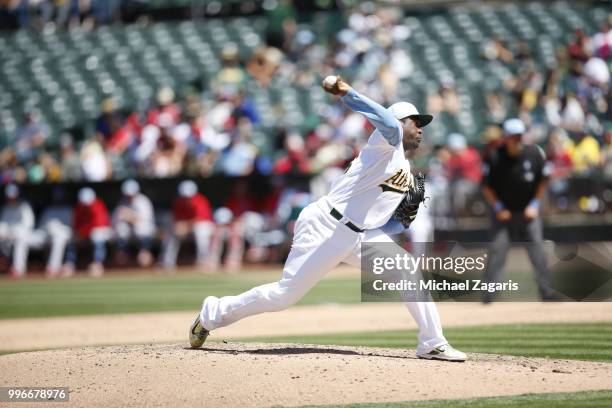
[
  {"xmin": 3, "ymin": 302, "xmax": 612, "ymax": 353},
  {"xmin": 2, "ymin": 342, "xmax": 611, "ymax": 407}
]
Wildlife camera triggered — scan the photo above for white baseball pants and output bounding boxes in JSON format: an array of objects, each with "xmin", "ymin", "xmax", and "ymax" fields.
[
  {"xmin": 201, "ymin": 199, "xmax": 447, "ymax": 353},
  {"xmin": 0, "ymin": 225, "xmax": 32, "ymax": 276},
  {"xmin": 161, "ymin": 221, "xmax": 214, "ymax": 268},
  {"xmin": 44, "ymin": 222, "xmax": 72, "ymax": 274}
]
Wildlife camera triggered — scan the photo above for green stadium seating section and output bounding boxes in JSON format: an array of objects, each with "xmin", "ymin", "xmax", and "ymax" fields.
[{"xmin": 0, "ymin": 1, "xmax": 607, "ymax": 150}]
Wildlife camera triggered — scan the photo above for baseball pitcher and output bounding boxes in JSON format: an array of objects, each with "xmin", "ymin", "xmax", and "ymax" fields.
[{"xmin": 190, "ymin": 77, "xmax": 466, "ymax": 361}]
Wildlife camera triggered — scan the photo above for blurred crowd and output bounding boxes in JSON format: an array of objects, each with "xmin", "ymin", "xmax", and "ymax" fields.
[
  {"xmin": 2, "ymin": 3, "xmax": 610, "ymax": 185},
  {"xmin": 0, "ymin": 179, "xmax": 310, "ymax": 278},
  {"xmin": 0, "ymin": 0, "xmax": 123, "ymax": 31},
  {"xmin": 1, "ymin": 1, "xmax": 611, "ymax": 276}
]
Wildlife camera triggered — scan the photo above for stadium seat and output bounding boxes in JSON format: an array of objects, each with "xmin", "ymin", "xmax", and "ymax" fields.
[{"xmin": 0, "ymin": 2, "xmax": 604, "ymax": 154}]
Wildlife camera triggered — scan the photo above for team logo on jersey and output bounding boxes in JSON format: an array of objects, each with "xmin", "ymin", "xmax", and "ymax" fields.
[{"xmin": 379, "ymin": 168, "xmax": 412, "ymax": 194}]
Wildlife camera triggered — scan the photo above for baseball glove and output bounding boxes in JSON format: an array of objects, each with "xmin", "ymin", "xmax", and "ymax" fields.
[{"xmin": 393, "ymin": 172, "xmax": 426, "ymax": 228}]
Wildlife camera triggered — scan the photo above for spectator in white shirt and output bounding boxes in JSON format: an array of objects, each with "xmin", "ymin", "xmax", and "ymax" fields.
[
  {"xmin": 32, "ymin": 188, "xmax": 73, "ymax": 277},
  {"xmin": 113, "ymin": 179, "xmax": 156, "ymax": 267},
  {"xmin": 0, "ymin": 184, "xmax": 35, "ymax": 278}
]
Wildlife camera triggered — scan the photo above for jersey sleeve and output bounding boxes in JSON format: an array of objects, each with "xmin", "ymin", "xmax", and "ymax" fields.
[
  {"xmin": 94, "ymin": 200, "xmax": 111, "ymax": 227},
  {"xmin": 481, "ymin": 149, "xmax": 496, "ymax": 187},
  {"xmin": 136, "ymin": 196, "xmax": 155, "ymax": 223},
  {"xmin": 172, "ymin": 199, "xmax": 188, "ymax": 221},
  {"xmin": 535, "ymin": 145, "xmax": 552, "ymax": 178},
  {"xmin": 194, "ymin": 194, "xmax": 212, "ymax": 221},
  {"xmin": 19, "ymin": 202, "xmax": 35, "ymax": 229},
  {"xmin": 380, "ymin": 217, "xmax": 406, "ymax": 235},
  {"xmin": 341, "ymin": 89, "xmax": 401, "ymax": 146}
]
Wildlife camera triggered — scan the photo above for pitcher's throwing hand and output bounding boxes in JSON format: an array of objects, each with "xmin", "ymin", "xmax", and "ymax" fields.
[{"xmin": 322, "ymin": 76, "xmax": 351, "ymax": 96}]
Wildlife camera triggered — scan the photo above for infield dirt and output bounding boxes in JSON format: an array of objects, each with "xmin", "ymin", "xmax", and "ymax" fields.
[
  {"xmin": 2, "ymin": 302, "xmax": 612, "ymax": 352},
  {"xmin": 2, "ymin": 342, "xmax": 612, "ymax": 407}
]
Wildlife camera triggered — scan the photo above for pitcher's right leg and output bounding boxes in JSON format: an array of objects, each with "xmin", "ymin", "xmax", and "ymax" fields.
[{"xmin": 342, "ymin": 228, "xmax": 463, "ymax": 360}]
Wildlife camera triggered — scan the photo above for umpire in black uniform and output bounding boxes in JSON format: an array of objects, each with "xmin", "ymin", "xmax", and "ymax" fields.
[{"xmin": 481, "ymin": 118, "xmax": 557, "ymax": 302}]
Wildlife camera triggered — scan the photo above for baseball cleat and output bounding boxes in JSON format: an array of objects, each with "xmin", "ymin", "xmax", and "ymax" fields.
[
  {"xmin": 417, "ymin": 344, "xmax": 467, "ymax": 362},
  {"xmin": 189, "ymin": 315, "xmax": 209, "ymax": 348}
]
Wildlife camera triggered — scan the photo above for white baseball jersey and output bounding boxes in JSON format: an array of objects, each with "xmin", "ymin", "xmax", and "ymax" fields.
[
  {"xmin": 326, "ymin": 90, "xmax": 413, "ymax": 230},
  {"xmin": 113, "ymin": 193, "xmax": 156, "ymax": 236},
  {"xmin": 0, "ymin": 201, "xmax": 35, "ymax": 230}
]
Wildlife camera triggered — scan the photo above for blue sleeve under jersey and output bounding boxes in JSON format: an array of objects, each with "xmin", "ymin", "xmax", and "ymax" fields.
[
  {"xmin": 341, "ymin": 89, "xmax": 401, "ymax": 146},
  {"xmin": 380, "ymin": 217, "xmax": 406, "ymax": 235}
]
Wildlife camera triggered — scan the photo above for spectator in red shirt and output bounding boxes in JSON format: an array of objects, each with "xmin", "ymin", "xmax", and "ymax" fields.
[
  {"xmin": 273, "ymin": 132, "xmax": 311, "ymax": 175},
  {"xmin": 63, "ymin": 187, "xmax": 113, "ymax": 277},
  {"xmin": 253, "ymin": 176, "xmax": 296, "ymax": 262},
  {"xmin": 445, "ymin": 133, "xmax": 483, "ymax": 215},
  {"xmin": 160, "ymin": 180, "xmax": 214, "ymax": 271},
  {"xmin": 146, "ymin": 87, "xmax": 181, "ymax": 128}
]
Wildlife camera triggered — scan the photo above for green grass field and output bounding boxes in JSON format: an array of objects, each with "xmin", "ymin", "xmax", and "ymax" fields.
[
  {"xmin": 0, "ymin": 272, "xmax": 360, "ymax": 319},
  {"xmin": 242, "ymin": 322, "xmax": 612, "ymax": 362},
  {"xmin": 0, "ymin": 267, "xmax": 548, "ymax": 319},
  {"xmin": 293, "ymin": 390, "xmax": 612, "ymax": 408}
]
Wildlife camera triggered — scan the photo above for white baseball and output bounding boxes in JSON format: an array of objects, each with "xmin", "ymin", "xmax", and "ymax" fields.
[{"xmin": 323, "ymin": 75, "xmax": 338, "ymax": 88}]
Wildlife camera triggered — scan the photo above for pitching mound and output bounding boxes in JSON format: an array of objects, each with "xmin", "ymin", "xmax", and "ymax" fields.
[{"xmin": 2, "ymin": 343, "xmax": 611, "ymax": 407}]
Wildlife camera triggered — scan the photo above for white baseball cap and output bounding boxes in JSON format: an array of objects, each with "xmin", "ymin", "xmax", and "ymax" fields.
[
  {"xmin": 121, "ymin": 179, "xmax": 140, "ymax": 196},
  {"xmin": 78, "ymin": 187, "xmax": 96, "ymax": 205},
  {"xmin": 388, "ymin": 102, "xmax": 433, "ymax": 127},
  {"xmin": 503, "ymin": 118, "xmax": 526, "ymax": 136},
  {"xmin": 5, "ymin": 184, "xmax": 19, "ymax": 199},
  {"xmin": 447, "ymin": 133, "xmax": 467, "ymax": 151},
  {"xmin": 178, "ymin": 180, "xmax": 198, "ymax": 198},
  {"xmin": 213, "ymin": 207, "xmax": 234, "ymax": 225}
]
